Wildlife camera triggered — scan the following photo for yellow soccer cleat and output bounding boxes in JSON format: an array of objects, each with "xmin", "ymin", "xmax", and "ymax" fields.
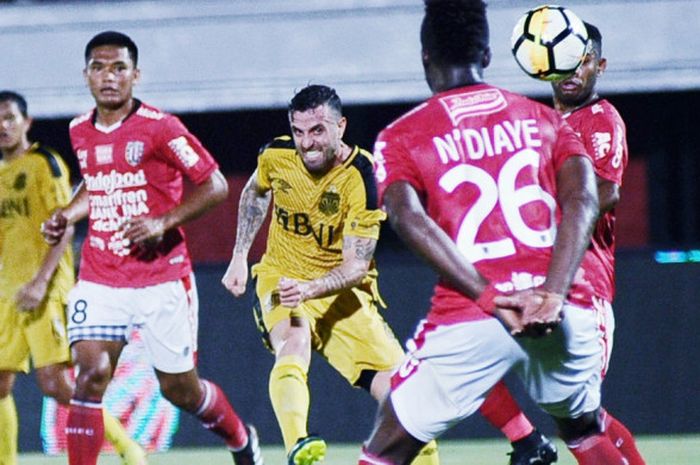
[{"xmin": 287, "ymin": 435, "xmax": 326, "ymax": 465}]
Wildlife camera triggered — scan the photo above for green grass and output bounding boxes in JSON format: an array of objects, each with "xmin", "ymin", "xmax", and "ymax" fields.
[{"xmin": 18, "ymin": 434, "xmax": 700, "ymax": 464}]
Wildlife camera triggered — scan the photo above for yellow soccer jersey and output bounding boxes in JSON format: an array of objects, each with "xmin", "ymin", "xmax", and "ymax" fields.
[
  {"xmin": 0, "ymin": 143, "xmax": 74, "ymax": 302},
  {"xmin": 253, "ymin": 136, "xmax": 386, "ymax": 281}
]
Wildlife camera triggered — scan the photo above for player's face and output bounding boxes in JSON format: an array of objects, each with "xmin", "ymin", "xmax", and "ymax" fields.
[
  {"xmin": 84, "ymin": 45, "xmax": 140, "ymax": 110},
  {"xmin": 289, "ymin": 104, "xmax": 347, "ymax": 175},
  {"xmin": 551, "ymin": 51, "xmax": 606, "ymax": 108},
  {"xmin": 0, "ymin": 101, "xmax": 31, "ymax": 153}
]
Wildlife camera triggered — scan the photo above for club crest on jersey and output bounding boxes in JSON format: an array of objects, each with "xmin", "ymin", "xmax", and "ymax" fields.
[
  {"xmin": 125, "ymin": 141, "xmax": 145, "ymax": 166},
  {"xmin": 77, "ymin": 149, "xmax": 88, "ymax": 169},
  {"xmin": 319, "ymin": 189, "xmax": 340, "ymax": 216},
  {"xmin": 13, "ymin": 173, "xmax": 26, "ymax": 191},
  {"xmin": 439, "ymin": 89, "xmax": 507, "ymax": 126}
]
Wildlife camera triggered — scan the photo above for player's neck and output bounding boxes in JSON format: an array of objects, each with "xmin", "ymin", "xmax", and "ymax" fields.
[
  {"xmin": 555, "ymin": 91, "xmax": 599, "ymax": 115},
  {"xmin": 430, "ymin": 65, "xmax": 484, "ymax": 94},
  {"xmin": 0, "ymin": 139, "xmax": 31, "ymax": 162},
  {"xmin": 95, "ymin": 98, "xmax": 136, "ymax": 127}
]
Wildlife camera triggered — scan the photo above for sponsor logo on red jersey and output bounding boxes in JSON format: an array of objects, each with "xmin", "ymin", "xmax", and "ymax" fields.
[{"xmin": 439, "ymin": 89, "xmax": 507, "ymax": 126}]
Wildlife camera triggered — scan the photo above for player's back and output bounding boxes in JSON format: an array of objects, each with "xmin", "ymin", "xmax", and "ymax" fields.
[{"xmin": 375, "ymin": 83, "xmax": 593, "ymax": 323}]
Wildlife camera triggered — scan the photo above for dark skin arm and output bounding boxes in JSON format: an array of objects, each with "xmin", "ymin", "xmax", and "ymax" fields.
[{"xmin": 597, "ymin": 175, "xmax": 620, "ymax": 214}]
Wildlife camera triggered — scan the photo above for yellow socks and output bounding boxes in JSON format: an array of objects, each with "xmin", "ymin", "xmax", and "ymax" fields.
[
  {"xmin": 103, "ymin": 409, "xmax": 146, "ymax": 465},
  {"xmin": 0, "ymin": 395, "xmax": 17, "ymax": 465},
  {"xmin": 269, "ymin": 355, "xmax": 310, "ymax": 452},
  {"xmin": 411, "ymin": 440, "xmax": 440, "ymax": 465}
]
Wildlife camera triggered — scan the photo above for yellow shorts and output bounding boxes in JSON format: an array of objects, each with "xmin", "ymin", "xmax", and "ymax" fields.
[
  {"xmin": 0, "ymin": 297, "xmax": 70, "ymax": 372},
  {"xmin": 253, "ymin": 270, "xmax": 404, "ymax": 385}
]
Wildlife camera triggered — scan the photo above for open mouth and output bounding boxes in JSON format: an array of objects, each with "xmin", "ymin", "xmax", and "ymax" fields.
[{"xmin": 302, "ymin": 150, "xmax": 324, "ymax": 163}]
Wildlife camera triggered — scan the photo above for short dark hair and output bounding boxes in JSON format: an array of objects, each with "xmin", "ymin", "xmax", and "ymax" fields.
[
  {"xmin": 85, "ymin": 31, "xmax": 138, "ymax": 66},
  {"xmin": 0, "ymin": 90, "xmax": 28, "ymax": 118},
  {"xmin": 421, "ymin": 0, "xmax": 489, "ymax": 66},
  {"xmin": 584, "ymin": 22, "xmax": 603, "ymax": 57},
  {"xmin": 288, "ymin": 85, "xmax": 342, "ymax": 117}
]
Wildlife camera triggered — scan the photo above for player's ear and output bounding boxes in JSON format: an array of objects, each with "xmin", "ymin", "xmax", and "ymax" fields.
[
  {"xmin": 596, "ymin": 57, "xmax": 607, "ymax": 76},
  {"xmin": 133, "ymin": 67, "xmax": 141, "ymax": 85},
  {"xmin": 481, "ymin": 46, "xmax": 492, "ymax": 69},
  {"xmin": 337, "ymin": 116, "xmax": 347, "ymax": 138}
]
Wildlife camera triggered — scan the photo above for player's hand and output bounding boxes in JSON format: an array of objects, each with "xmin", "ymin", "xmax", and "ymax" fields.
[
  {"xmin": 221, "ymin": 254, "xmax": 249, "ymax": 297},
  {"xmin": 121, "ymin": 216, "xmax": 165, "ymax": 248},
  {"xmin": 41, "ymin": 209, "xmax": 68, "ymax": 245},
  {"xmin": 15, "ymin": 277, "xmax": 48, "ymax": 312},
  {"xmin": 492, "ymin": 306, "xmax": 525, "ymax": 336},
  {"xmin": 495, "ymin": 289, "xmax": 564, "ymax": 337},
  {"xmin": 521, "ymin": 290, "xmax": 565, "ymax": 337},
  {"xmin": 277, "ymin": 277, "xmax": 310, "ymax": 308}
]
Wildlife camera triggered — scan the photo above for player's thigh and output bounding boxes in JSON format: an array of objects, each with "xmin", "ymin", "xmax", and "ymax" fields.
[
  {"xmin": 0, "ymin": 299, "xmax": 30, "ymax": 373},
  {"xmin": 66, "ymin": 280, "xmax": 133, "ymax": 345},
  {"xmin": 140, "ymin": 276, "xmax": 198, "ymax": 374},
  {"xmin": 391, "ymin": 318, "xmax": 523, "ymax": 443},
  {"xmin": 311, "ymin": 288, "xmax": 405, "ymax": 385},
  {"xmin": 24, "ymin": 298, "xmax": 71, "ymax": 369},
  {"xmin": 593, "ymin": 297, "xmax": 615, "ymax": 378},
  {"xmin": 253, "ymin": 272, "xmax": 298, "ymax": 351},
  {"xmin": 517, "ymin": 303, "xmax": 604, "ymax": 419}
]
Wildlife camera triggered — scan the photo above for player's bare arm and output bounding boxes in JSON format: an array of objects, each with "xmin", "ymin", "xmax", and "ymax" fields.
[
  {"xmin": 596, "ymin": 176, "xmax": 620, "ymax": 214},
  {"xmin": 41, "ymin": 182, "xmax": 89, "ymax": 245},
  {"xmin": 222, "ymin": 171, "xmax": 271, "ymax": 297},
  {"xmin": 17, "ymin": 223, "xmax": 75, "ymax": 311},
  {"xmin": 124, "ymin": 168, "xmax": 228, "ymax": 246},
  {"xmin": 277, "ymin": 235, "xmax": 375, "ymax": 308}
]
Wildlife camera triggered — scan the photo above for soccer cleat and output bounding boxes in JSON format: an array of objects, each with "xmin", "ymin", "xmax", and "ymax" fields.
[
  {"xmin": 118, "ymin": 438, "xmax": 148, "ymax": 465},
  {"xmin": 232, "ymin": 424, "xmax": 264, "ymax": 465},
  {"xmin": 287, "ymin": 435, "xmax": 327, "ymax": 465},
  {"xmin": 508, "ymin": 431, "xmax": 558, "ymax": 465}
]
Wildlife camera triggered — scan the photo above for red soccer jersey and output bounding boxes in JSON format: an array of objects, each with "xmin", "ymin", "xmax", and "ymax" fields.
[
  {"xmin": 374, "ymin": 84, "xmax": 596, "ymax": 325},
  {"xmin": 564, "ymin": 99, "xmax": 628, "ymax": 302},
  {"xmin": 69, "ymin": 101, "xmax": 218, "ymax": 287}
]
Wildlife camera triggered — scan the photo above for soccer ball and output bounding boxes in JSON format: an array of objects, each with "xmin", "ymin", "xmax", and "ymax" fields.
[{"xmin": 510, "ymin": 5, "xmax": 589, "ymax": 81}]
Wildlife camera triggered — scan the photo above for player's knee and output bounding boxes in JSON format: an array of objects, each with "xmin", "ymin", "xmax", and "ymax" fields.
[
  {"xmin": 160, "ymin": 380, "xmax": 200, "ymax": 411},
  {"xmin": 0, "ymin": 373, "xmax": 15, "ymax": 398},
  {"xmin": 554, "ymin": 409, "xmax": 602, "ymax": 443},
  {"xmin": 73, "ymin": 363, "xmax": 112, "ymax": 398}
]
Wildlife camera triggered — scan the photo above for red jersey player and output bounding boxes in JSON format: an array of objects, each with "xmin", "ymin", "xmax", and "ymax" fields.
[
  {"xmin": 358, "ymin": 2, "xmax": 637, "ymax": 465},
  {"xmin": 41, "ymin": 31, "xmax": 262, "ymax": 465},
  {"xmin": 552, "ymin": 22, "xmax": 645, "ymax": 465}
]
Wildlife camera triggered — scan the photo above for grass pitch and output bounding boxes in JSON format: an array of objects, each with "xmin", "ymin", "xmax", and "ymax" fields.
[{"xmin": 19, "ymin": 434, "xmax": 699, "ymax": 464}]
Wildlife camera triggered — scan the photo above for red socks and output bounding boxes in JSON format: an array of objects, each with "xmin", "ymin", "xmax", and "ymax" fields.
[
  {"xmin": 358, "ymin": 446, "xmax": 394, "ymax": 465},
  {"xmin": 479, "ymin": 381, "xmax": 534, "ymax": 441},
  {"xmin": 567, "ymin": 433, "xmax": 629, "ymax": 465},
  {"xmin": 602, "ymin": 409, "xmax": 646, "ymax": 465},
  {"xmin": 66, "ymin": 399, "xmax": 104, "ymax": 465},
  {"xmin": 194, "ymin": 379, "xmax": 248, "ymax": 450}
]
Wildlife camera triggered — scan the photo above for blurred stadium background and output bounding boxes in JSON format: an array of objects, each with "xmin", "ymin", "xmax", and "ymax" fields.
[{"xmin": 1, "ymin": 0, "xmax": 699, "ymax": 459}]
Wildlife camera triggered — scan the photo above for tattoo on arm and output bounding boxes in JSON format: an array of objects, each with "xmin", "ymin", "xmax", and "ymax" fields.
[
  {"xmin": 234, "ymin": 181, "xmax": 271, "ymax": 256},
  {"xmin": 353, "ymin": 237, "xmax": 377, "ymax": 261}
]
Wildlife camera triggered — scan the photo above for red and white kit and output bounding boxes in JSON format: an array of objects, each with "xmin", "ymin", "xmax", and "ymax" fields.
[
  {"xmin": 66, "ymin": 102, "xmax": 217, "ymax": 371},
  {"xmin": 566, "ymin": 99, "xmax": 628, "ymax": 303},
  {"xmin": 374, "ymin": 84, "xmax": 604, "ymax": 441}
]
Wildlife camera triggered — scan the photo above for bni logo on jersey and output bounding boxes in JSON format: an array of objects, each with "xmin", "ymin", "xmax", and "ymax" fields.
[{"xmin": 125, "ymin": 141, "xmax": 145, "ymax": 166}]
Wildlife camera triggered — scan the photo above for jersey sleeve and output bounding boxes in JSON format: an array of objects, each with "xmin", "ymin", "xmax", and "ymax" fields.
[
  {"xmin": 255, "ymin": 146, "xmax": 273, "ymax": 191},
  {"xmin": 373, "ymin": 127, "xmax": 424, "ymax": 207},
  {"xmin": 36, "ymin": 149, "xmax": 72, "ymax": 213},
  {"xmin": 582, "ymin": 106, "xmax": 628, "ymax": 186},
  {"xmin": 552, "ymin": 116, "xmax": 591, "ymax": 172},
  {"xmin": 343, "ymin": 158, "xmax": 387, "ymax": 241},
  {"xmin": 157, "ymin": 115, "xmax": 219, "ymax": 185}
]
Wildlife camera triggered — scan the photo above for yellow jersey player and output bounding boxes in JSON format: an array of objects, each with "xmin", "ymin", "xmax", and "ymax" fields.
[
  {"xmin": 0, "ymin": 90, "xmax": 146, "ymax": 465},
  {"xmin": 222, "ymin": 85, "xmax": 439, "ymax": 465}
]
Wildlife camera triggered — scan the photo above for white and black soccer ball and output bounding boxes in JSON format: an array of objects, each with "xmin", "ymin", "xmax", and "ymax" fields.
[{"xmin": 510, "ymin": 4, "xmax": 589, "ymax": 81}]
